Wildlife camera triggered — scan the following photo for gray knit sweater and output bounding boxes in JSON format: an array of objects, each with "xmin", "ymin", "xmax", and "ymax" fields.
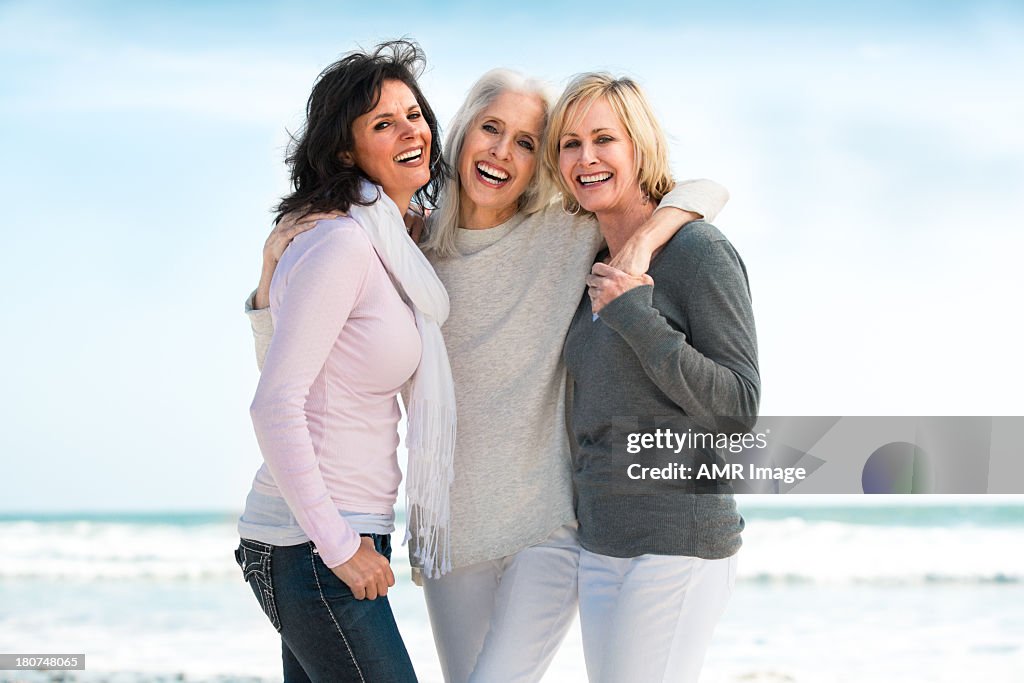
[
  {"xmin": 247, "ymin": 181, "xmax": 728, "ymax": 569},
  {"xmin": 563, "ymin": 221, "xmax": 759, "ymax": 559}
]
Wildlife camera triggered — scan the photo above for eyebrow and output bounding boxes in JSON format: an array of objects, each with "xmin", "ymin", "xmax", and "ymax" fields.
[
  {"xmin": 483, "ymin": 116, "xmax": 540, "ymax": 139},
  {"xmin": 560, "ymin": 127, "xmax": 613, "ymax": 138},
  {"xmin": 371, "ymin": 104, "xmax": 421, "ymax": 121}
]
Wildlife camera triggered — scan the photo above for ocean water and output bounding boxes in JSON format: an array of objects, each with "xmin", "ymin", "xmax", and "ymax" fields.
[{"xmin": 1, "ymin": 502, "xmax": 1022, "ymax": 682}]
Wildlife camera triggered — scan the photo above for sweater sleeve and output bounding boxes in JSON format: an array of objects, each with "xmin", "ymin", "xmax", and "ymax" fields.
[
  {"xmin": 248, "ymin": 225, "xmax": 371, "ymax": 568},
  {"xmin": 597, "ymin": 239, "xmax": 760, "ymax": 434},
  {"xmin": 244, "ymin": 290, "xmax": 274, "ymax": 371},
  {"xmin": 657, "ymin": 178, "xmax": 729, "ymax": 222}
]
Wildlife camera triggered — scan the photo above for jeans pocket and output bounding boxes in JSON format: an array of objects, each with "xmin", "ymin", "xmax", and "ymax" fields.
[
  {"xmin": 369, "ymin": 533, "xmax": 392, "ymax": 562},
  {"xmin": 235, "ymin": 539, "xmax": 282, "ymax": 632}
]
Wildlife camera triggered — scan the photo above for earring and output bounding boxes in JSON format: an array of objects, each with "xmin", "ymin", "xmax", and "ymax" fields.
[
  {"xmin": 639, "ymin": 181, "xmax": 650, "ymax": 206},
  {"xmin": 562, "ymin": 196, "xmax": 581, "ymax": 216}
]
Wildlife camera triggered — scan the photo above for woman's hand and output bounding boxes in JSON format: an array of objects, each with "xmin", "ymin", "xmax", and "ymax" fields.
[
  {"xmin": 404, "ymin": 210, "xmax": 425, "ymax": 244},
  {"xmin": 254, "ymin": 212, "xmax": 336, "ymax": 309},
  {"xmin": 264, "ymin": 213, "xmax": 334, "ymax": 266},
  {"xmin": 587, "ymin": 262, "xmax": 654, "ymax": 314},
  {"xmin": 330, "ymin": 536, "xmax": 395, "ymax": 600},
  {"xmin": 404, "ymin": 204, "xmax": 431, "ymax": 244}
]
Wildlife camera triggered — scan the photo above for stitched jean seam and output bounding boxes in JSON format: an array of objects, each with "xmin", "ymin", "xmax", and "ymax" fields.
[
  {"xmin": 237, "ymin": 541, "xmax": 281, "ymax": 632},
  {"xmin": 310, "ymin": 544, "xmax": 366, "ymax": 683}
]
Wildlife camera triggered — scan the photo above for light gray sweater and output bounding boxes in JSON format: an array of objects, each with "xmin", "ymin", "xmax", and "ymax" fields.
[{"xmin": 247, "ymin": 180, "xmax": 727, "ymax": 569}]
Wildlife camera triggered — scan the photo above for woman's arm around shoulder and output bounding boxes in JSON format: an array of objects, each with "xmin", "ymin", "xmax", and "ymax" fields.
[
  {"xmin": 243, "ymin": 214, "xmax": 346, "ymax": 369},
  {"xmin": 611, "ymin": 178, "xmax": 730, "ymax": 275}
]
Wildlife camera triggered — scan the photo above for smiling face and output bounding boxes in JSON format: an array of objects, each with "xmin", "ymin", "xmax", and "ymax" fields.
[
  {"xmin": 347, "ymin": 79, "xmax": 432, "ymax": 211},
  {"xmin": 557, "ymin": 96, "xmax": 645, "ymax": 217},
  {"xmin": 457, "ymin": 90, "xmax": 546, "ymax": 226}
]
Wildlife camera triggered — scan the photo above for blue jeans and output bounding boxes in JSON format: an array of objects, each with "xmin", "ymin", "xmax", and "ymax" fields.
[{"xmin": 234, "ymin": 535, "xmax": 417, "ymax": 683}]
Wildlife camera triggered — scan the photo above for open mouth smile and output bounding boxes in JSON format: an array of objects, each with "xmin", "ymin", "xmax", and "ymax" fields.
[
  {"xmin": 394, "ymin": 147, "xmax": 424, "ymax": 164},
  {"xmin": 577, "ymin": 172, "xmax": 612, "ymax": 187},
  {"xmin": 476, "ymin": 161, "xmax": 511, "ymax": 187}
]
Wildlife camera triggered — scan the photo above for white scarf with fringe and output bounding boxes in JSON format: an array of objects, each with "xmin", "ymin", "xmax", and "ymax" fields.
[{"xmin": 347, "ymin": 180, "xmax": 456, "ymax": 579}]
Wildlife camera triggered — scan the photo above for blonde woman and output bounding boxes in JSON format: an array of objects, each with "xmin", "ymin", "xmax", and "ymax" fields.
[{"xmin": 545, "ymin": 73, "xmax": 759, "ymax": 682}]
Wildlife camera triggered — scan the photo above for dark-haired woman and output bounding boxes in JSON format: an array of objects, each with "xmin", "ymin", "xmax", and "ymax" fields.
[{"xmin": 235, "ymin": 41, "xmax": 452, "ymax": 682}]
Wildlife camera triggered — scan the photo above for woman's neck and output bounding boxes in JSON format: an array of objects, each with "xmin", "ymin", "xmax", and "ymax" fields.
[
  {"xmin": 459, "ymin": 190, "xmax": 517, "ymax": 230},
  {"xmin": 385, "ymin": 189, "xmax": 413, "ymax": 216},
  {"xmin": 598, "ymin": 201, "xmax": 656, "ymax": 258}
]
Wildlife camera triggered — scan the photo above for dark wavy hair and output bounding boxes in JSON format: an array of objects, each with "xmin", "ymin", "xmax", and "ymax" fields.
[{"xmin": 274, "ymin": 40, "xmax": 450, "ymax": 223}]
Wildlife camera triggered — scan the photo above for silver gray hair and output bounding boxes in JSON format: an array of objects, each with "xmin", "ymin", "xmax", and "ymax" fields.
[{"xmin": 422, "ymin": 69, "xmax": 557, "ymax": 258}]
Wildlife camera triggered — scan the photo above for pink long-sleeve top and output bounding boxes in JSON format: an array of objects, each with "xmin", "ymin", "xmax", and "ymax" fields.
[{"xmin": 248, "ymin": 218, "xmax": 422, "ymax": 568}]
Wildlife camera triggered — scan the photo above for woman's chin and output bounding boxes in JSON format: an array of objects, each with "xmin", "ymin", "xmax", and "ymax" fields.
[{"xmin": 462, "ymin": 190, "xmax": 519, "ymax": 219}]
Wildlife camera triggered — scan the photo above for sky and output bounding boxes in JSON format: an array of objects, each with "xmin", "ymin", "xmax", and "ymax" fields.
[{"xmin": 1, "ymin": 0, "xmax": 1022, "ymax": 511}]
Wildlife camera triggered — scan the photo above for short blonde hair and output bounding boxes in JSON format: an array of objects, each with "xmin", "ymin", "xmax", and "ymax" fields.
[
  {"xmin": 543, "ymin": 73, "xmax": 674, "ymax": 215},
  {"xmin": 422, "ymin": 69, "xmax": 556, "ymax": 258}
]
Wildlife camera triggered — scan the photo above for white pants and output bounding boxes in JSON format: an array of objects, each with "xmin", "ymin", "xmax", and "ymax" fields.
[
  {"xmin": 423, "ymin": 524, "xmax": 581, "ymax": 683},
  {"xmin": 579, "ymin": 549, "xmax": 737, "ymax": 683}
]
